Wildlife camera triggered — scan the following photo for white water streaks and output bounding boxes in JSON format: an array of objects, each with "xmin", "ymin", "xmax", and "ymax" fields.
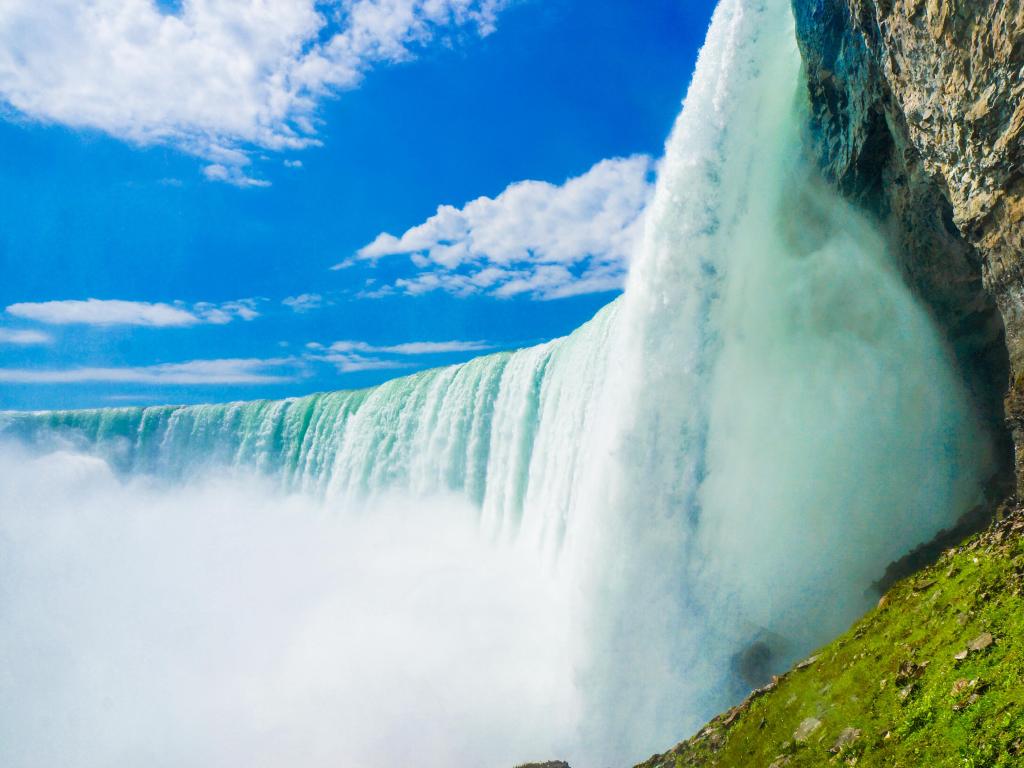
[{"xmin": 0, "ymin": 0, "xmax": 996, "ymax": 765}]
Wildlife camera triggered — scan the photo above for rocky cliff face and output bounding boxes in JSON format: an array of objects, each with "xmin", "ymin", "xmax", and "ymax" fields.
[{"xmin": 793, "ymin": 0, "xmax": 1024, "ymax": 490}]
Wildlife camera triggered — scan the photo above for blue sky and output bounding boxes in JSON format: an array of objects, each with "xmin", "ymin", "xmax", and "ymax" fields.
[{"xmin": 0, "ymin": 0, "xmax": 717, "ymax": 410}]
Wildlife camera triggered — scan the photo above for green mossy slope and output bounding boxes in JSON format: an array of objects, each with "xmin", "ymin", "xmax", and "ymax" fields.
[{"xmin": 635, "ymin": 508, "xmax": 1024, "ymax": 768}]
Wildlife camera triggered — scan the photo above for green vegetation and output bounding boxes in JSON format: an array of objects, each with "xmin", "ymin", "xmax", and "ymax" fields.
[{"xmin": 635, "ymin": 507, "xmax": 1024, "ymax": 767}]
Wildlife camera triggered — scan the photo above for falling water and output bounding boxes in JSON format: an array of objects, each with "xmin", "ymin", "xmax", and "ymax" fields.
[{"xmin": 0, "ymin": 0, "xmax": 994, "ymax": 765}]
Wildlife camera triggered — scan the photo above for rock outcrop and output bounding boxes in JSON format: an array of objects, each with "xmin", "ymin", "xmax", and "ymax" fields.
[{"xmin": 793, "ymin": 0, "xmax": 1024, "ymax": 489}]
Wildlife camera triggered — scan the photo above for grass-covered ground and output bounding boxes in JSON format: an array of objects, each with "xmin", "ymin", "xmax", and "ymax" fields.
[{"xmin": 635, "ymin": 506, "xmax": 1024, "ymax": 768}]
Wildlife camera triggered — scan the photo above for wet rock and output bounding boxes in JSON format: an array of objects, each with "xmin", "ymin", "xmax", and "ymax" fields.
[
  {"xmin": 794, "ymin": 654, "xmax": 819, "ymax": 671},
  {"xmin": 950, "ymin": 678, "xmax": 988, "ymax": 711},
  {"xmin": 793, "ymin": 717, "xmax": 822, "ymax": 742},
  {"xmin": 968, "ymin": 632, "xmax": 994, "ymax": 652},
  {"xmin": 731, "ymin": 631, "xmax": 790, "ymax": 690},
  {"xmin": 722, "ymin": 706, "xmax": 744, "ymax": 727},
  {"xmin": 831, "ymin": 727, "xmax": 863, "ymax": 752},
  {"xmin": 894, "ymin": 660, "xmax": 929, "ymax": 686},
  {"xmin": 735, "ymin": 641, "xmax": 775, "ymax": 689}
]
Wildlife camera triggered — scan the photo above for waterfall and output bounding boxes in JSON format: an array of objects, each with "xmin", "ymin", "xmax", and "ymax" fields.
[
  {"xmin": 0, "ymin": 301, "xmax": 618, "ymax": 558},
  {"xmin": 0, "ymin": 0, "xmax": 994, "ymax": 765}
]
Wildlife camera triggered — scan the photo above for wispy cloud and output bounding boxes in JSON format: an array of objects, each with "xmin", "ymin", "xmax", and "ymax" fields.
[
  {"xmin": 192, "ymin": 300, "xmax": 261, "ymax": 324},
  {"xmin": 306, "ymin": 338, "xmax": 493, "ymax": 373},
  {"xmin": 0, "ymin": 0, "xmax": 510, "ymax": 185},
  {"xmin": 202, "ymin": 164, "xmax": 272, "ymax": 188},
  {"xmin": 314, "ymin": 353, "xmax": 415, "ymax": 373},
  {"xmin": 315, "ymin": 339, "xmax": 492, "ymax": 355},
  {"xmin": 282, "ymin": 293, "xmax": 325, "ymax": 313},
  {"xmin": 0, "ymin": 333, "xmax": 495, "ymax": 386},
  {"xmin": 0, "ymin": 358, "xmax": 297, "ymax": 385},
  {"xmin": 352, "ymin": 155, "xmax": 654, "ymax": 300},
  {"xmin": 6, "ymin": 298, "xmax": 260, "ymax": 328},
  {"xmin": 0, "ymin": 328, "xmax": 53, "ymax": 346}
]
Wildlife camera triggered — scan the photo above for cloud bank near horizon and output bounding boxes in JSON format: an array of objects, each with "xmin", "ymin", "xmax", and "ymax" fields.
[
  {"xmin": 0, "ymin": 337, "xmax": 498, "ymax": 385},
  {"xmin": 307, "ymin": 338, "xmax": 494, "ymax": 373},
  {"xmin": 0, "ymin": 329, "xmax": 53, "ymax": 346},
  {"xmin": 0, "ymin": 358, "xmax": 296, "ymax": 386},
  {"xmin": 6, "ymin": 299, "xmax": 260, "ymax": 328}
]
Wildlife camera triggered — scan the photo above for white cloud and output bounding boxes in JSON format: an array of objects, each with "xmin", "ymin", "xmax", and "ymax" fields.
[
  {"xmin": 379, "ymin": 340, "xmax": 491, "ymax": 354},
  {"xmin": 282, "ymin": 293, "xmax": 325, "ymax": 312},
  {"xmin": 331, "ymin": 257, "xmax": 357, "ymax": 271},
  {"xmin": 0, "ymin": 358, "xmax": 296, "ymax": 385},
  {"xmin": 307, "ymin": 338, "xmax": 492, "ymax": 373},
  {"xmin": 316, "ymin": 353, "xmax": 415, "ymax": 373},
  {"xmin": 193, "ymin": 299, "xmax": 262, "ymax": 324},
  {"xmin": 353, "ymin": 155, "xmax": 654, "ymax": 299},
  {"xmin": 324, "ymin": 339, "xmax": 490, "ymax": 354},
  {"xmin": 6, "ymin": 298, "xmax": 260, "ymax": 327},
  {"xmin": 0, "ymin": 328, "xmax": 53, "ymax": 346},
  {"xmin": 0, "ymin": 0, "xmax": 509, "ymax": 183},
  {"xmin": 202, "ymin": 164, "xmax": 272, "ymax": 188},
  {"xmin": 0, "ymin": 332, "xmax": 492, "ymax": 385}
]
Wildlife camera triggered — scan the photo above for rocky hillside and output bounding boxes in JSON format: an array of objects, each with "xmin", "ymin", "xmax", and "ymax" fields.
[
  {"xmin": 794, "ymin": 0, "xmax": 1024, "ymax": 490},
  {"xmin": 632, "ymin": 505, "xmax": 1024, "ymax": 767}
]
